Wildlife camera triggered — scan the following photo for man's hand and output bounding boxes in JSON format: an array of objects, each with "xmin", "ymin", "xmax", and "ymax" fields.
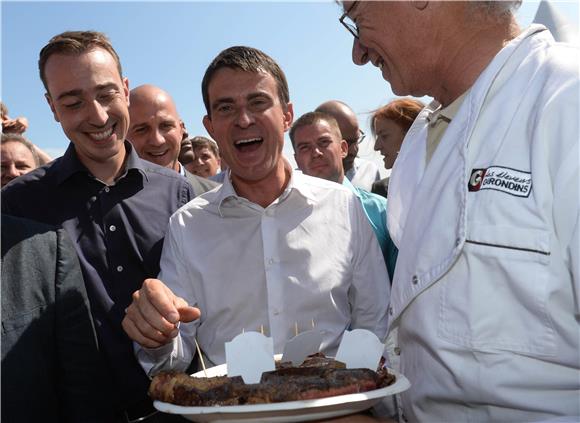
[
  {"xmin": 2, "ymin": 117, "xmax": 29, "ymax": 134},
  {"xmin": 122, "ymin": 278, "xmax": 201, "ymax": 348}
]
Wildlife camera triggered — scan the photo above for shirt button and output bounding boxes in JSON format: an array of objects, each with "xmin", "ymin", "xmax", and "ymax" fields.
[
  {"xmin": 104, "ymin": 187, "xmax": 110, "ymax": 193},
  {"xmin": 388, "ymin": 306, "xmax": 393, "ymax": 316},
  {"xmin": 394, "ymin": 347, "xmax": 401, "ymax": 355},
  {"xmin": 109, "ymin": 225, "xmax": 116, "ymax": 232},
  {"xmin": 116, "ymin": 265, "xmax": 123, "ymax": 272},
  {"xmin": 412, "ymin": 275, "xmax": 419, "ymax": 285}
]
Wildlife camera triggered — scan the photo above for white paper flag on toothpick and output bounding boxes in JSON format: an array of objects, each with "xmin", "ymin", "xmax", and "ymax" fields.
[
  {"xmin": 225, "ymin": 332, "xmax": 275, "ymax": 384},
  {"xmin": 335, "ymin": 329, "xmax": 385, "ymax": 370},
  {"xmin": 282, "ymin": 329, "xmax": 323, "ymax": 366}
]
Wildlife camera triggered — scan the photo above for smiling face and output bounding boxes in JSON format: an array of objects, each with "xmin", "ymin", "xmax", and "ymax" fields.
[
  {"xmin": 44, "ymin": 48, "xmax": 129, "ymax": 172},
  {"xmin": 373, "ymin": 117, "xmax": 406, "ymax": 170},
  {"xmin": 191, "ymin": 146, "xmax": 221, "ymax": 178},
  {"xmin": 127, "ymin": 86, "xmax": 183, "ymax": 171},
  {"xmin": 1, "ymin": 140, "xmax": 37, "ymax": 186},
  {"xmin": 202, "ymin": 68, "xmax": 293, "ymax": 187},
  {"xmin": 344, "ymin": 1, "xmax": 434, "ymax": 97},
  {"xmin": 293, "ymin": 119, "xmax": 347, "ymax": 183}
]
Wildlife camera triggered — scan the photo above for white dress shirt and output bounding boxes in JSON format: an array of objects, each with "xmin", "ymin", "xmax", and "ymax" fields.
[
  {"xmin": 137, "ymin": 166, "xmax": 390, "ymax": 374},
  {"xmin": 345, "ymin": 158, "xmax": 381, "ymax": 192}
]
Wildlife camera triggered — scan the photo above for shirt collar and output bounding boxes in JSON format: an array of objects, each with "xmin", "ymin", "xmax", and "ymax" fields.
[
  {"xmin": 55, "ymin": 140, "xmax": 148, "ymax": 185},
  {"xmin": 341, "ymin": 176, "xmax": 361, "ymax": 200},
  {"xmin": 426, "ymin": 89, "xmax": 470, "ymax": 127},
  {"xmin": 213, "ymin": 158, "xmax": 318, "ymax": 214}
]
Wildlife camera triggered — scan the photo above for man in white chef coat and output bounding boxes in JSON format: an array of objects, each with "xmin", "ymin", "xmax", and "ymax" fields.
[{"xmin": 337, "ymin": 1, "xmax": 579, "ymax": 422}]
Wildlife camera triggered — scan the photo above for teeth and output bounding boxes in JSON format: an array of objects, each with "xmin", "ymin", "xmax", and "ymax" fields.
[
  {"xmin": 378, "ymin": 61, "xmax": 384, "ymax": 70},
  {"xmin": 89, "ymin": 127, "xmax": 113, "ymax": 140},
  {"xmin": 235, "ymin": 138, "xmax": 261, "ymax": 145},
  {"xmin": 149, "ymin": 151, "xmax": 167, "ymax": 157}
]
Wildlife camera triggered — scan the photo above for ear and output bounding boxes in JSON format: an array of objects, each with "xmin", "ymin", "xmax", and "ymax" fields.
[
  {"xmin": 123, "ymin": 77, "xmax": 130, "ymax": 105},
  {"xmin": 412, "ymin": 1, "xmax": 428, "ymax": 10},
  {"xmin": 339, "ymin": 139, "xmax": 348, "ymax": 159},
  {"xmin": 202, "ymin": 115, "xmax": 214, "ymax": 138},
  {"xmin": 45, "ymin": 93, "xmax": 60, "ymax": 123},
  {"xmin": 282, "ymin": 102, "xmax": 294, "ymax": 132}
]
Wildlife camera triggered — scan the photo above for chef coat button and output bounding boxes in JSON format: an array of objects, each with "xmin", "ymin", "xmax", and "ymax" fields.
[
  {"xmin": 402, "ymin": 413, "xmax": 408, "ymax": 422},
  {"xmin": 268, "ymin": 258, "xmax": 274, "ymax": 265},
  {"xmin": 116, "ymin": 265, "xmax": 123, "ymax": 272},
  {"xmin": 388, "ymin": 306, "xmax": 393, "ymax": 316},
  {"xmin": 109, "ymin": 225, "xmax": 116, "ymax": 232},
  {"xmin": 412, "ymin": 275, "xmax": 419, "ymax": 284},
  {"xmin": 394, "ymin": 347, "xmax": 401, "ymax": 355},
  {"xmin": 455, "ymin": 237, "xmax": 461, "ymax": 246},
  {"xmin": 104, "ymin": 187, "xmax": 110, "ymax": 193}
]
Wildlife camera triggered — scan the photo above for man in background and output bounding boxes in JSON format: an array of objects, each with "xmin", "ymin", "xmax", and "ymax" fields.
[
  {"xmin": 1, "ymin": 133, "xmax": 40, "ymax": 187},
  {"xmin": 128, "ymin": 84, "xmax": 219, "ymax": 196},
  {"xmin": 189, "ymin": 135, "xmax": 221, "ymax": 179},
  {"xmin": 290, "ymin": 110, "xmax": 397, "ymax": 282},
  {"xmin": 316, "ymin": 100, "xmax": 380, "ymax": 191}
]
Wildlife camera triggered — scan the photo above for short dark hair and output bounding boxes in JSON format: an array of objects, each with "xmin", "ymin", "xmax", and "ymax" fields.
[
  {"xmin": 190, "ymin": 136, "xmax": 219, "ymax": 158},
  {"xmin": 289, "ymin": 111, "xmax": 341, "ymax": 149},
  {"xmin": 39, "ymin": 31, "xmax": 123, "ymax": 92},
  {"xmin": 1, "ymin": 133, "xmax": 40, "ymax": 166},
  {"xmin": 201, "ymin": 46, "xmax": 290, "ymax": 117}
]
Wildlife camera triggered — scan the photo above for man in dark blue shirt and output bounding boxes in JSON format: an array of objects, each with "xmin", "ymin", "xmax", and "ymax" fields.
[{"xmin": 2, "ymin": 31, "xmax": 192, "ymax": 422}]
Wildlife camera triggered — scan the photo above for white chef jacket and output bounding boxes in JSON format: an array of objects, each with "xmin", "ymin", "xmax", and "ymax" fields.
[
  {"xmin": 386, "ymin": 25, "xmax": 579, "ymax": 422},
  {"xmin": 346, "ymin": 157, "xmax": 381, "ymax": 191},
  {"xmin": 137, "ymin": 165, "xmax": 390, "ymax": 373}
]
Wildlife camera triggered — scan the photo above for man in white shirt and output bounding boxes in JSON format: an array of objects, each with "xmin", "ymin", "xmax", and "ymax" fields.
[
  {"xmin": 127, "ymin": 84, "xmax": 218, "ymax": 196},
  {"xmin": 316, "ymin": 100, "xmax": 380, "ymax": 191},
  {"xmin": 122, "ymin": 46, "xmax": 390, "ymax": 372},
  {"xmin": 338, "ymin": 1, "xmax": 579, "ymax": 422}
]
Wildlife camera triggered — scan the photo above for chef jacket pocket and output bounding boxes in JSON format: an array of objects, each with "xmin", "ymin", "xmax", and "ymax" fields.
[{"xmin": 438, "ymin": 224, "xmax": 556, "ymax": 357}]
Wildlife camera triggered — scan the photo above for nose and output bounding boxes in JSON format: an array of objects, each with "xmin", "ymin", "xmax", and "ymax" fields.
[
  {"xmin": 235, "ymin": 107, "xmax": 254, "ymax": 128},
  {"xmin": 352, "ymin": 38, "xmax": 370, "ymax": 66},
  {"xmin": 150, "ymin": 129, "xmax": 165, "ymax": 147},
  {"xmin": 87, "ymin": 100, "xmax": 109, "ymax": 126},
  {"xmin": 373, "ymin": 137, "xmax": 382, "ymax": 152},
  {"xmin": 312, "ymin": 146, "xmax": 323, "ymax": 157}
]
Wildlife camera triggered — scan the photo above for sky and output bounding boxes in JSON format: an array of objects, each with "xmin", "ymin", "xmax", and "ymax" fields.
[{"xmin": 1, "ymin": 0, "xmax": 579, "ymax": 171}]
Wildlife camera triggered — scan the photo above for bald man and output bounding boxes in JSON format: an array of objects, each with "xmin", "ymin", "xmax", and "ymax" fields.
[
  {"xmin": 316, "ymin": 100, "xmax": 380, "ymax": 191},
  {"xmin": 128, "ymin": 84, "xmax": 218, "ymax": 196}
]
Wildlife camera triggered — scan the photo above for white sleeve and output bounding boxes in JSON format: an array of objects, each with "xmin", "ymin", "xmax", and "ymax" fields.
[{"xmin": 134, "ymin": 212, "xmax": 199, "ymax": 375}]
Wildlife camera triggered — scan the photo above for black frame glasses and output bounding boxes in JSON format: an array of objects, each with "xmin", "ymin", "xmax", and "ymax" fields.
[
  {"xmin": 339, "ymin": 1, "xmax": 360, "ymax": 39},
  {"xmin": 347, "ymin": 129, "xmax": 366, "ymax": 146}
]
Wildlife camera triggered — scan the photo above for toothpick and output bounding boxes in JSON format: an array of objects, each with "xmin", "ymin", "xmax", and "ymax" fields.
[
  {"xmin": 194, "ymin": 338, "xmax": 208, "ymax": 377},
  {"xmin": 260, "ymin": 325, "xmax": 264, "ymax": 335},
  {"xmin": 294, "ymin": 321, "xmax": 299, "ymax": 337}
]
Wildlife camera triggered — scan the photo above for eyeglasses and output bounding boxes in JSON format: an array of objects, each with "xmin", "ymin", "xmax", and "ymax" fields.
[
  {"xmin": 339, "ymin": 1, "xmax": 360, "ymax": 39},
  {"xmin": 346, "ymin": 129, "xmax": 366, "ymax": 146}
]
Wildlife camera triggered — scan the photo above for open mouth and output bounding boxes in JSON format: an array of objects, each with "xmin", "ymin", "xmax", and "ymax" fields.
[
  {"xmin": 234, "ymin": 137, "xmax": 263, "ymax": 152},
  {"xmin": 148, "ymin": 150, "xmax": 168, "ymax": 158}
]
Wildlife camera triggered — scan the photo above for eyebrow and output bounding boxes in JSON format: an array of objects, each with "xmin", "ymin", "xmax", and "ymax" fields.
[{"xmin": 56, "ymin": 83, "xmax": 119, "ymax": 101}]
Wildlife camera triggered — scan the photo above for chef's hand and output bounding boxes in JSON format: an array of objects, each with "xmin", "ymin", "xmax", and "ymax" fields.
[{"xmin": 122, "ymin": 278, "xmax": 200, "ymax": 348}]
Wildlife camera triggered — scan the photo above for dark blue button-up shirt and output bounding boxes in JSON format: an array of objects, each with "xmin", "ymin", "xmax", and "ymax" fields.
[{"xmin": 2, "ymin": 141, "xmax": 193, "ymax": 412}]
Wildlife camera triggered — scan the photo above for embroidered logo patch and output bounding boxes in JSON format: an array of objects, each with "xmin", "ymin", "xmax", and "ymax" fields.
[{"xmin": 468, "ymin": 166, "xmax": 532, "ymax": 197}]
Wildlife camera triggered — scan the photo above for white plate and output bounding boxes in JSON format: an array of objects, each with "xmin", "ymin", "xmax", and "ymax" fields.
[{"xmin": 154, "ymin": 362, "xmax": 410, "ymax": 423}]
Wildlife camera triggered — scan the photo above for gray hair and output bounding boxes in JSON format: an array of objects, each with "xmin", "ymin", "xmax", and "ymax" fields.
[
  {"xmin": 468, "ymin": 1, "xmax": 522, "ymax": 19},
  {"xmin": 1, "ymin": 133, "xmax": 40, "ymax": 166}
]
